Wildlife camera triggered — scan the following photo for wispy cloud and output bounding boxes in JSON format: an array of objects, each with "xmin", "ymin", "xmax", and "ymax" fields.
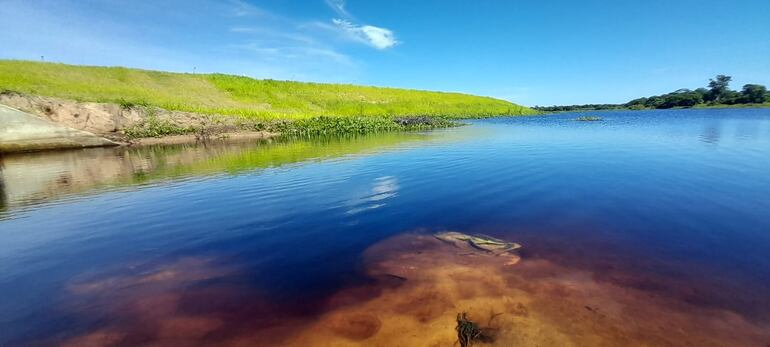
[
  {"xmin": 324, "ymin": 0, "xmax": 399, "ymax": 50},
  {"xmin": 229, "ymin": 0, "xmax": 264, "ymax": 17},
  {"xmin": 332, "ymin": 19, "xmax": 398, "ymax": 50},
  {"xmin": 230, "ymin": 42, "xmax": 354, "ymax": 66},
  {"xmin": 229, "ymin": 26, "xmax": 317, "ymax": 45},
  {"xmin": 325, "ymin": 0, "xmax": 352, "ymax": 19}
]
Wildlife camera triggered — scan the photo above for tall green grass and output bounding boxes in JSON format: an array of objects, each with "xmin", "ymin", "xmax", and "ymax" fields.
[{"xmin": 0, "ymin": 60, "xmax": 536, "ymax": 120}]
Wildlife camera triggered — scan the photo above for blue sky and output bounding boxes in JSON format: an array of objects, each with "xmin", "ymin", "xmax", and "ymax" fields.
[{"xmin": 1, "ymin": 0, "xmax": 768, "ymax": 106}]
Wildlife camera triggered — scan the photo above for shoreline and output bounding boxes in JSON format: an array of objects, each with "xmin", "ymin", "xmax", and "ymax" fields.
[
  {"xmin": 536, "ymin": 103, "xmax": 770, "ymax": 114},
  {"xmin": 0, "ymin": 92, "xmax": 468, "ymax": 154},
  {"xmin": 122, "ymin": 131, "xmax": 277, "ymax": 147}
]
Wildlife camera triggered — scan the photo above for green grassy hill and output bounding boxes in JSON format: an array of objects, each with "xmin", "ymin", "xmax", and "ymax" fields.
[{"xmin": 0, "ymin": 60, "xmax": 535, "ymax": 120}]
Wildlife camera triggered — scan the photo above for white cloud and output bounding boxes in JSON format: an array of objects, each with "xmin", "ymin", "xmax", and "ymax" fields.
[
  {"xmin": 332, "ymin": 19, "xmax": 398, "ymax": 50},
  {"xmin": 323, "ymin": 0, "xmax": 398, "ymax": 50}
]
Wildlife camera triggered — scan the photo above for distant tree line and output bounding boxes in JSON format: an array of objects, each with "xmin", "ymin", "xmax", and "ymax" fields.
[
  {"xmin": 532, "ymin": 103, "xmax": 623, "ymax": 112},
  {"xmin": 534, "ymin": 75, "xmax": 770, "ymax": 112}
]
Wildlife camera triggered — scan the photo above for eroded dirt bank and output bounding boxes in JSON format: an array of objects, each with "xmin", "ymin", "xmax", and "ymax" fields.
[
  {"xmin": 34, "ymin": 233, "xmax": 770, "ymax": 347},
  {"xmin": 0, "ymin": 92, "xmax": 275, "ymax": 151}
]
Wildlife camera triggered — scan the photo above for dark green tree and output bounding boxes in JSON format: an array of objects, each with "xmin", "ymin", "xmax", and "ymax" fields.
[
  {"xmin": 694, "ymin": 88, "xmax": 709, "ymax": 99},
  {"xmin": 740, "ymin": 84, "xmax": 768, "ymax": 103},
  {"xmin": 625, "ymin": 97, "xmax": 648, "ymax": 109},
  {"xmin": 540, "ymin": 75, "xmax": 768, "ymax": 111},
  {"xmin": 644, "ymin": 95, "xmax": 664, "ymax": 108},
  {"xmin": 658, "ymin": 90, "xmax": 703, "ymax": 108},
  {"xmin": 707, "ymin": 75, "xmax": 732, "ymax": 102},
  {"xmin": 721, "ymin": 90, "xmax": 742, "ymax": 104}
]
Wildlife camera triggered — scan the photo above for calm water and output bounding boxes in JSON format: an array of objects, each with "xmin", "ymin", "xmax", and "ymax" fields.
[{"xmin": 1, "ymin": 108, "xmax": 770, "ymax": 345}]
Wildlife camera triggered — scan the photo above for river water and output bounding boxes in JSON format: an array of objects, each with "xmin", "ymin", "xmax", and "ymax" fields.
[{"xmin": 1, "ymin": 108, "xmax": 769, "ymax": 346}]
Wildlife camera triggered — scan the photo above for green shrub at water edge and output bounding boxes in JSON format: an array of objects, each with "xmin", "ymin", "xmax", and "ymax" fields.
[
  {"xmin": 123, "ymin": 113, "xmax": 195, "ymax": 138},
  {"xmin": 272, "ymin": 116, "xmax": 460, "ymax": 137},
  {"xmin": 123, "ymin": 115, "xmax": 459, "ymax": 139}
]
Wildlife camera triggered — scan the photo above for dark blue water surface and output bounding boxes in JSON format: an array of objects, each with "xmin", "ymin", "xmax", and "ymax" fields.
[{"xmin": 1, "ymin": 108, "xmax": 769, "ymax": 344}]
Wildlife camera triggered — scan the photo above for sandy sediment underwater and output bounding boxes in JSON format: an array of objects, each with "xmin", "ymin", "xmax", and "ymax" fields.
[{"xmin": 48, "ymin": 233, "xmax": 770, "ymax": 347}]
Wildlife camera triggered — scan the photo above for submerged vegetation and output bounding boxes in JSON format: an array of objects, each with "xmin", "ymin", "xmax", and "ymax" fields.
[
  {"xmin": 455, "ymin": 312, "xmax": 502, "ymax": 347},
  {"xmin": 535, "ymin": 75, "xmax": 770, "ymax": 112},
  {"xmin": 456, "ymin": 313, "xmax": 483, "ymax": 347},
  {"xmin": 0, "ymin": 60, "xmax": 536, "ymax": 121}
]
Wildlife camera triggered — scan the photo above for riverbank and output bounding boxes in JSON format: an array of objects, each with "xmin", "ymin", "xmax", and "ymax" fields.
[
  {"xmin": 0, "ymin": 92, "xmax": 460, "ymax": 152},
  {"xmin": 0, "ymin": 60, "xmax": 536, "ymax": 153},
  {"xmin": 0, "ymin": 94, "xmax": 273, "ymax": 152}
]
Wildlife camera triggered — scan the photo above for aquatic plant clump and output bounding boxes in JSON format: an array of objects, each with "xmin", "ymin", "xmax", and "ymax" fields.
[
  {"xmin": 456, "ymin": 312, "xmax": 482, "ymax": 347},
  {"xmin": 455, "ymin": 312, "xmax": 502, "ymax": 347},
  {"xmin": 272, "ymin": 116, "xmax": 461, "ymax": 137}
]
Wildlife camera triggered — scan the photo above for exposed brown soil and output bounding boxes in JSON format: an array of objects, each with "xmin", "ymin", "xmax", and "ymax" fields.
[
  {"xmin": 0, "ymin": 92, "xmax": 276, "ymax": 147},
  {"xmin": 0, "ymin": 91, "xmax": 145, "ymax": 135}
]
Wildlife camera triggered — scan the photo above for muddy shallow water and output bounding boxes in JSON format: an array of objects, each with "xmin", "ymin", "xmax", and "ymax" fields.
[{"xmin": 1, "ymin": 108, "xmax": 770, "ymax": 346}]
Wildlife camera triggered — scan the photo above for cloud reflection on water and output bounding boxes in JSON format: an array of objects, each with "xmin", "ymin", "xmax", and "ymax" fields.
[{"xmin": 346, "ymin": 175, "xmax": 399, "ymax": 215}]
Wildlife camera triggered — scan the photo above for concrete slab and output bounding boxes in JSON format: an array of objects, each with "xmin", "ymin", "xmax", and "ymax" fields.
[
  {"xmin": 0, "ymin": 104, "xmax": 117, "ymax": 153},
  {"xmin": 0, "ymin": 104, "xmax": 118, "ymax": 153}
]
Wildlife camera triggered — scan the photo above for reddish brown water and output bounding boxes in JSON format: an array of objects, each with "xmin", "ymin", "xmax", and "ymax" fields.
[{"xmin": 42, "ymin": 233, "xmax": 770, "ymax": 346}]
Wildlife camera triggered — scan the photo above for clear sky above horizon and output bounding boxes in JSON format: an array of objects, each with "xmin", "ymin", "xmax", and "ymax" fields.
[{"xmin": 1, "ymin": 0, "xmax": 768, "ymax": 106}]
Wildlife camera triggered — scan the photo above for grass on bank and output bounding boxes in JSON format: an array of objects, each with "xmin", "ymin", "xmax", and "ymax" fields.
[{"xmin": 0, "ymin": 60, "xmax": 536, "ymax": 121}]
